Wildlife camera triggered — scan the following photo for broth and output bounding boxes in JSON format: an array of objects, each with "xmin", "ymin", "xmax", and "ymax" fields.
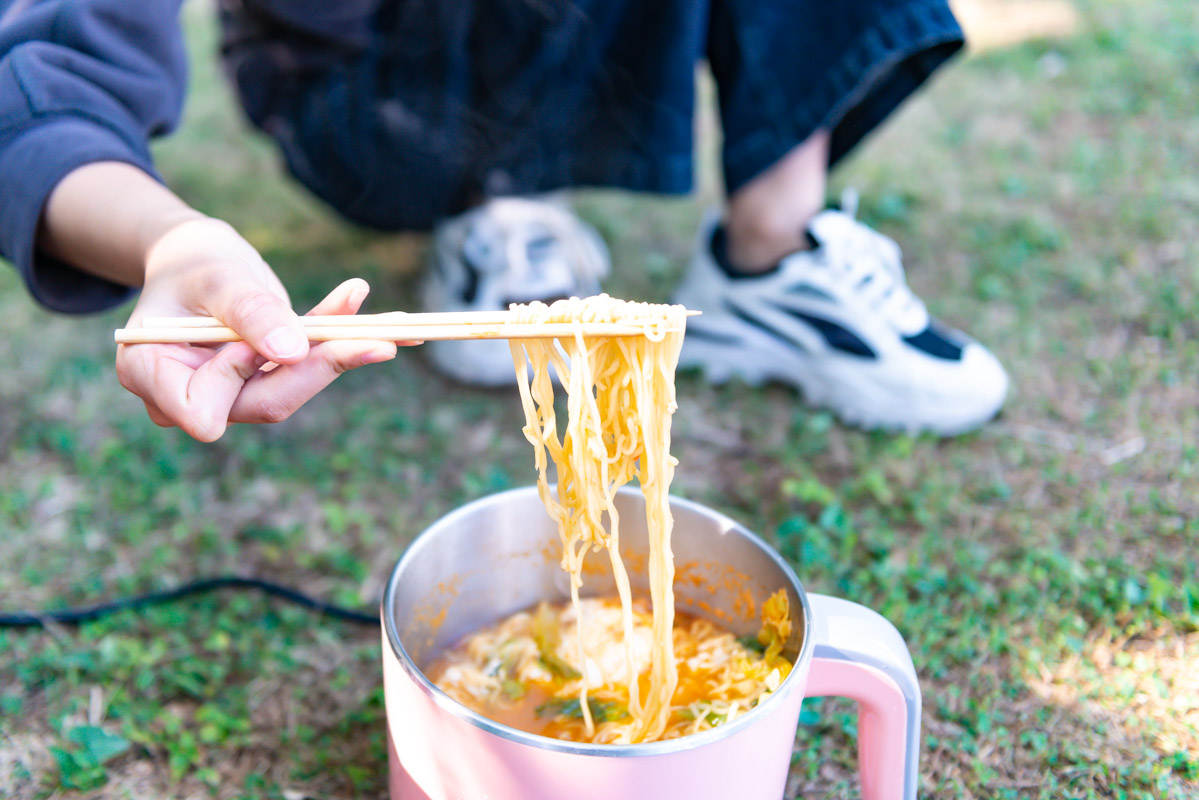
[{"xmin": 426, "ymin": 593, "xmax": 791, "ymax": 744}]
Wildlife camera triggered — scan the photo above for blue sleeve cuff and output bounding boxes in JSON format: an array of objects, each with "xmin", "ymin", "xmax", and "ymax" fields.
[{"xmin": 0, "ymin": 116, "xmax": 156, "ymax": 314}]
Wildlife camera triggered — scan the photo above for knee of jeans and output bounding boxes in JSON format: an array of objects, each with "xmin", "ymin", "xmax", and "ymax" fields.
[
  {"xmin": 339, "ymin": 172, "xmax": 460, "ymax": 231},
  {"xmin": 282, "ymin": 133, "xmax": 464, "ymax": 230}
]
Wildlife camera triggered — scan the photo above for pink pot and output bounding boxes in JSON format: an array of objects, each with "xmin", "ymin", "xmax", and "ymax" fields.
[{"xmin": 382, "ymin": 488, "xmax": 921, "ymax": 799}]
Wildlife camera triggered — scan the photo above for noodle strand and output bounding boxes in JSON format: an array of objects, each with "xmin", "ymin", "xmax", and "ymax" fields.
[{"xmin": 508, "ymin": 295, "xmax": 686, "ymax": 742}]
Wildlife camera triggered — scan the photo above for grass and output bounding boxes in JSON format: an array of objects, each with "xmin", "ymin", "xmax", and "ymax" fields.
[{"xmin": 1, "ymin": 0, "xmax": 1197, "ymax": 797}]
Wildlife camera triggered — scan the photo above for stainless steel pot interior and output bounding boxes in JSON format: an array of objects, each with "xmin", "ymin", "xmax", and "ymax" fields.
[{"xmin": 382, "ymin": 486, "xmax": 813, "ymax": 756}]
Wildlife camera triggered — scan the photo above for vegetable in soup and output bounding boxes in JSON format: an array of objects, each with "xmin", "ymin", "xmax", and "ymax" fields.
[{"xmin": 427, "ymin": 591, "xmax": 792, "ymax": 744}]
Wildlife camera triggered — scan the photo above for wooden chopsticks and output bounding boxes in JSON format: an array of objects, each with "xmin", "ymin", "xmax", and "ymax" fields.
[{"xmin": 113, "ymin": 310, "xmax": 699, "ymax": 345}]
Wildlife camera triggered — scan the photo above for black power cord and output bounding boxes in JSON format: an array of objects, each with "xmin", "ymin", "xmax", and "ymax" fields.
[{"xmin": 0, "ymin": 576, "xmax": 379, "ymax": 628}]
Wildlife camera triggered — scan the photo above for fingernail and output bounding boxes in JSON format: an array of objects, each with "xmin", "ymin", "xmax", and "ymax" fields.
[
  {"xmin": 265, "ymin": 327, "xmax": 306, "ymax": 359},
  {"xmin": 360, "ymin": 346, "xmax": 396, "ymax": 366},
  {"xmin": 350, "ymin": 283, "xmax": 369, "ymax": 307}
]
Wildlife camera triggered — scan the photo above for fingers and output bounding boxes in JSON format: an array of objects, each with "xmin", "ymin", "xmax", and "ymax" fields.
[
  {"xmin": 142, "ymin": 399, "xmax": 172, "ymax": 427},
  {"xmin": 223, "ymin": 279, "xmax": 408, "ymax": 425},
  {"xmin": 208, "ymin": 279, "xmax": 308, "ymax": 365},
  {"xmin": 119, "ymin": 340, "xmax": 265, "ymax": 441},
  {"xmin": 119, "ymin": 276, "xmax": 410, "ymax": 440},
  {"xmin": 228, "ymin": 339, "xmax": 398, "ymax": 424},
  {"xmin": 308, "ymin": 277, "xmax": 369, "ymax": 316},
  {"xmin": 129, "ymin": 343, "xmax": 211, "ymax": 371},
  {"xmin": 305, "ymin": 278, "xmax": 420, "ymax": 346}
]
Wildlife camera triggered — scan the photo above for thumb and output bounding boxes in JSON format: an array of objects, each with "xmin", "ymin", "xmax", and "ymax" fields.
[{"xmin": 209, "ymin": 279, "xmax": 308, "ymax": 364}]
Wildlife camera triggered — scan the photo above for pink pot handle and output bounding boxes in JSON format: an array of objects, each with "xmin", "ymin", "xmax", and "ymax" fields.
[{"xmin": 804, "ymin": 594, "xmax": 922, "ymax": 800}]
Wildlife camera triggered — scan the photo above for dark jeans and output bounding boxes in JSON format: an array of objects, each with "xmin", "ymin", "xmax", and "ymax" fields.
[{"xmin": 219, "ymin": 0, "xmax": 963, "ymax": 231}]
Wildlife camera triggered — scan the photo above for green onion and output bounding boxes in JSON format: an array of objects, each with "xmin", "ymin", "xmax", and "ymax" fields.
[
  {"xmin": 678, "ymin": 705, "xmax": 726, "ymax": 725},
  {"xmin": 737, "ymin": 633, "xmax": 766, "ymax": 655},
  {"xmin": 536, "ymin": 697, "xmax": 627, "ymax": 723},
  {"xmin": 538, "ymin": 653, "xmax": 582, "ymax": 680},
  {"xmin": 531, "ymin": 604, "xmax": 582, "ymax": 680}
]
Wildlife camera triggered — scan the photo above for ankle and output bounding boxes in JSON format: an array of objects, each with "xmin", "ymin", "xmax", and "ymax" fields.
[
  {"xmin": 723, "ymin": 130, "xmax": 830, "ymax": 272},
  {"xmin": 722, "ymin": 213, "xmax": 812, "ymax": 274}
]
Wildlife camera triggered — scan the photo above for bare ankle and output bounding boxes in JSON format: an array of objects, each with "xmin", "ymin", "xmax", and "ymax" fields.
[
  {"xmin": 723, "ymin": 214, "xmax": 808, "ymax": 273},
  {"xmin": 723, "ymin": 129, "xmax": 830, "ymax": 273}
]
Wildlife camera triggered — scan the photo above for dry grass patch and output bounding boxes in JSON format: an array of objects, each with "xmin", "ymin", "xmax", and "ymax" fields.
[{"xmin": 1029, "ymin": 627, "xmax": 1199, "ymax": 757}]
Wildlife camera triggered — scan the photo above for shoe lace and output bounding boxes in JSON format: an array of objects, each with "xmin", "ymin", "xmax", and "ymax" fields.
[
  {"xmin": 817, "ymin": 188, "xmax": 926, "ymax": 332},
  {"xmin": 478, "ymin": 197, "xmax": 609, "ymax": 289}
]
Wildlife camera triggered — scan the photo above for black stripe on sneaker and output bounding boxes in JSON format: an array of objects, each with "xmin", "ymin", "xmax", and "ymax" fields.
[
  {"xmin": 685, "ymin": 324, "xmax": 745, "ymax": 347},
  {"xmin": 769, "ymin": 304, "xmax": 876, "ymax": 359},
  {"xmin": 724, "ymin": 302, "xmax": 807, "ymax": 352},
  {"xmin": 784, "ymin": 282, "xmax": 834, "ymax": 301},
  {"xmin": 903, "ymin": 322, "xmax": 963, "ymax": 361},
  {"xmin": 458, "ymin": 247, "xmax": 482, "ymax": 304}
]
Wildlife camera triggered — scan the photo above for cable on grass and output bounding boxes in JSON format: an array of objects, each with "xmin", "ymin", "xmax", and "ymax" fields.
[{"xmin": 0, "ymin": 576, "xmax": 379, "ymax": 628}]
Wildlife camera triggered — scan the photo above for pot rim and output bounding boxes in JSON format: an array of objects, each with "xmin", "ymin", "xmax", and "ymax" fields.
[{"xmin": 382, "ymin": 486, "xmax": 814, "ymax": 758}]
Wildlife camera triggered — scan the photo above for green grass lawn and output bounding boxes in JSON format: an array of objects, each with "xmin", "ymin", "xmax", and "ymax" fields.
[{"xmin": 2, "ymin": 0, "xmax": 1196, "ymax": 797}]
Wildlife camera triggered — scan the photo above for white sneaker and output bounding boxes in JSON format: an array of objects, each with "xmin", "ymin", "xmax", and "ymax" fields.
[
  {"xmin": 672, "ymin": 203, "xmax": 1008, "ymax": 435},
  {"xmin": 422, "ymin": 196, "xmax": 609, "ymax": 385}
]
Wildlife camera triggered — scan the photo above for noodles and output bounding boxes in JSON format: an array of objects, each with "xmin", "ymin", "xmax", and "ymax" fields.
[
  {"xmin": 427, "ymin": 294, "xmax": 793, "ymax": 745},
  {"xmin": 506, "ymin": 295, "xmax": 686, "ymax": 742},
  {"xmin": 427, "ymin": 594, "xmax": 792, "ymax": 742}
]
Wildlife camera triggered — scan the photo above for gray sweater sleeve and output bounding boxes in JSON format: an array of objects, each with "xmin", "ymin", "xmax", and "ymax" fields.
[{"xmin": 0, "ymin": 0, "xmax": 187, "ymax": 313}]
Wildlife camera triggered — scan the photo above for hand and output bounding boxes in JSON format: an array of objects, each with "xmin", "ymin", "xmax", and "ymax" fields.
[{"xmin": 116, "ymin": 217, "xmax": 411, "ymax": 441}]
